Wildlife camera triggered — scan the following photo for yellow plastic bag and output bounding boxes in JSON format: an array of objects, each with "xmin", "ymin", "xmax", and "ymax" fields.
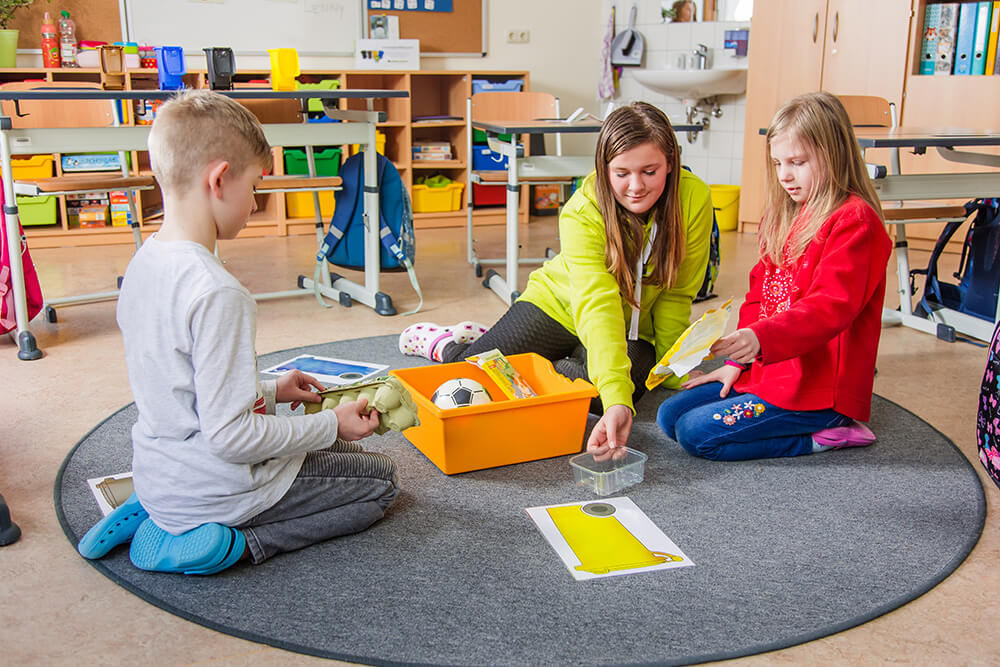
[{"xmin": 645, "ymin": 297, "xmax": 733, "ymax": 390}]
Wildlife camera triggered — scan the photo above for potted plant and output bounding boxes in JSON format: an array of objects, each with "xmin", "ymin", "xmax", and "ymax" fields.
[{"xmin": 0, "ymin": 0, "xmax": 37, "ymax": 68}]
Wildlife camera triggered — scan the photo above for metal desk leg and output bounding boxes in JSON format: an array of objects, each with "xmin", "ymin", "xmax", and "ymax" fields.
[
  {"xmin": 482, "ymin": 134, "xmax": 520, "ymax": 305},
  {"xmin": 0, "ymin": 123, "xmax": 41, "ymax": 360},
  {"xmin": 882, "ymin": 222, "xmax": 959, "ymax": 339}
]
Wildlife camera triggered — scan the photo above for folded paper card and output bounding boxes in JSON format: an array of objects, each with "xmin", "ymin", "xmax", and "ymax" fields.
[{"xmin": 645, "ymin": 297, "xmax": 733, "ymax": 390}]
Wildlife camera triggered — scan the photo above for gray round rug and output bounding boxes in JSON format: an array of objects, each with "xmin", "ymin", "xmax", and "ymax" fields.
[{"xmin": 56, "ymin": 335, "xmax": 986, "ymax": 666}]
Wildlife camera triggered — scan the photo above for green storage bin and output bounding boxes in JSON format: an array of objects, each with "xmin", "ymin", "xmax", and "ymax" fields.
[
  {"xmin": 296, "ymin": 79, "xmax": 340, "ymax": 113},
  {"xmin": 283, "ymin": 147, "xmax": 342, "ymax": 177},
  {"xmin": 472, "ymin": 129, "xmax": 512, "ymax": 144},
  {"xmin": 17, "ymin": 195, "xmax": 57, "ymax": 226}
]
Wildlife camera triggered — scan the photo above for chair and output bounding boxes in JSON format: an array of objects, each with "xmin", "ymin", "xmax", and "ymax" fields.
[
  {"xmin": 1, "ymin": 80, "xmax": 156, "ymax": 322},
  {"xmin": 837, "ymin": 94, "xmax": 969, "ymax": 327},
  {"xmin": 465, "ymin": 91, "xmax": 577, "ymax": 277}
]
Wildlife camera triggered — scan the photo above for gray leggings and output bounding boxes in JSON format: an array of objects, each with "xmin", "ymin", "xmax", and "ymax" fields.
[
  {"xmin": 236, "ymin": 439, "xmax": 398, "ymax": 564},
  {"xmin": 441, "ymin": 300, "xmax": 656, "ymax": 414}
]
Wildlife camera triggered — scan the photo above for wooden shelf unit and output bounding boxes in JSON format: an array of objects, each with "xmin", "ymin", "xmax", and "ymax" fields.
[{"xmin": 3, "ymin": 68, "xmax": 529, "ymax": 248}]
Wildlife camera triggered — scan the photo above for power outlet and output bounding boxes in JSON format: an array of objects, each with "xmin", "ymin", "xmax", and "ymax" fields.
[{"xmin": 506, "ymin": 29, "xmax": 530, "ymax": 44}]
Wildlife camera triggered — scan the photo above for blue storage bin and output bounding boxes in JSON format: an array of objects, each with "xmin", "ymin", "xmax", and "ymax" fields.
[
  {"xmin": 471, "ymin": 78, "xmax": 524, "ymax": 95},
  {"xmin": 472, "ymin": 145, "xmax": 509, "ymax": 171},
  {"xmin": 156, "ymin": 46, "xmax": 186, "ymax": 90}
]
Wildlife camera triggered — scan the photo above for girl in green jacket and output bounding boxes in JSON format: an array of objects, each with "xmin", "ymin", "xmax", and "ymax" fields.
[{"xmin": 399, "ymin": 102, "xmax": 714, "ymax": 459}]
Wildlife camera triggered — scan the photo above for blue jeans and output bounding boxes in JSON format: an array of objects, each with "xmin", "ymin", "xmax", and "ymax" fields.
[{"xmin": 656, "ymin": 382, "xmax": 849, "ymax": 461}]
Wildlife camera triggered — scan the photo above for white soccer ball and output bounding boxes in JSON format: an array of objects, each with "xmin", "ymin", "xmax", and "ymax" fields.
[{"xmin": 431, "ymin": 377, "xmax": 493, "ymax": 409}]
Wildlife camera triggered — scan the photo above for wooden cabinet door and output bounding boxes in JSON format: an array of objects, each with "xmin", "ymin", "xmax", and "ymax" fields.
[
  {"xmin": 821, "ymin": 0, "xmax": 911, "ymax": 110},
  {"xmin": 739, "ymin": 0, "xmax": 828, "ymax": 229}
]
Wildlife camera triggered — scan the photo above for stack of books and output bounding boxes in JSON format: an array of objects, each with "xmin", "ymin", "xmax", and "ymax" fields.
[
  {"xmin": 921, "ymin": 1, "xmax": 1000, "ymax": 75},
  {"xmin": 412, "ymin": 141, "xmax": 453, "ymax": 162}
]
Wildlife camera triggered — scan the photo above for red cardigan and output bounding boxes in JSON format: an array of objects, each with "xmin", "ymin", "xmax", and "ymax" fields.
[{"xmin": 734, "ymin": 195, "xmax": 891, "ymax": 421}]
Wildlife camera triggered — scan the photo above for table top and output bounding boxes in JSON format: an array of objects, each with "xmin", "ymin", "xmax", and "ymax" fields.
[
  {"xmin": 853, "ymin": 126, "xmax": 1000, "ymax": 149},
  {"xmin": 472, "ymin": 118, "xmax": 707, "ymax": 135},
  {"xmin": 0, "ymin": 88, "xmax": 409, "ymax": 101}
]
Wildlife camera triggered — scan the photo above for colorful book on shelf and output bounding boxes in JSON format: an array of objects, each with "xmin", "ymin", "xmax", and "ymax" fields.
[
  {"xmin": 971, "ymin": 1, "xmax": 992, "ymax": 74},
  {"xmin": 986, "ymin": 1, "xmax": 1000, "ymax": 73},
  {"xmin": 954, "ymin": 1, "xmax": 978, "ymax": 75},
  {"xmin": 937, "ymin": 3, "xmax": 961, "ymax": 74},
  {"xmin": 921, "ymin": 2, "xmax": 942, "ymax": 74}
]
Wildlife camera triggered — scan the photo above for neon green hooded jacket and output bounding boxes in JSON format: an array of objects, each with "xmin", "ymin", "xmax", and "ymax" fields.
[{"xmin": 518, "ymin": 169, "xmax": 714, "ymax": 412}]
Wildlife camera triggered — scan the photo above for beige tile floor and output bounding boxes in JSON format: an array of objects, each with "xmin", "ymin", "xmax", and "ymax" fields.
[{"xmin": 1, "ymin": 219, "xmax": 997, "ymax": 666}]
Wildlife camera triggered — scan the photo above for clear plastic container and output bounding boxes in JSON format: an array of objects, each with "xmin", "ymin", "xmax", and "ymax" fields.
[{"xmin": 569, "ymin": 447, "xmax": 647, "ymax": 496}]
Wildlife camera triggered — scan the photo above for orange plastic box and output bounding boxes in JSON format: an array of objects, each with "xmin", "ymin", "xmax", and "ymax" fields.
[{"xmin": 390, "ymin": 353, "xmax": 598, "ymax": 474}]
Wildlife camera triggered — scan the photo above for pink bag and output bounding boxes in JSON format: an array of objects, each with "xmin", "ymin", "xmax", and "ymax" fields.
[{"xmin": 0, "ymin": 186, "xmax": 44, "ymax": 334}]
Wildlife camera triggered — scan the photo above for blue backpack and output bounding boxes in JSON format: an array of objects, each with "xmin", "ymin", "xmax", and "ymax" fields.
[
  {"xmin": 316, "ymin": 152, "xmax": 422, "ymax": 312},
  {"xmin": 913, "ymin": 198, "xmax": 1000, "ymax": 326}
]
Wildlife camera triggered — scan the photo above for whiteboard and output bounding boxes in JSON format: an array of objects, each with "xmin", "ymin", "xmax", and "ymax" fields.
[{"xmin": 121, "ymin": 0, "xmax": 362, "ymax": 57}]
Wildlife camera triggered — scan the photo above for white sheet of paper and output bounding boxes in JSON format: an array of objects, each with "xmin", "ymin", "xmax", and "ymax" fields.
[
  {"xmin": 525, "ymin": 497, "xmax": 694, "ymax": 581},
  {"xmin": 261, "ymin": 354, "xmax": 388, "ymax": 387},
  {"xmin": 86, "ymin": 472, "xmax": 134, "ymax": 517}
]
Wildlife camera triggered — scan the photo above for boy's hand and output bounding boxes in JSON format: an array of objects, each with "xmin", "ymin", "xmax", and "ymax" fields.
[
  {"xmin": 334, "ymin": 397, "xmax": 380, "ymax": 440},
  {"xmin": 586, "ymin": 404, "xmax": 632, "ymax": 462},
  {"xmin": 710, "ymin": 328, "xmax": 760, "ymax": 365},
  {"xmin": 682, "ymin": 364, "xmax": 742, "ymax": 397},
  {"xmin": 275, "ymin": 370, "xmax": 325, "ymax": 410}
]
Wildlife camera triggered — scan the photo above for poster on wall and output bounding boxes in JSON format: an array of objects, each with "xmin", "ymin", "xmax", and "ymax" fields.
[
  {"xmin": 355, "ymin": 38, "xmax": 420, "ymax": 70},
  {"xmin": 369, "ymin": 0, "xmax": 453, "ymax": 11}
]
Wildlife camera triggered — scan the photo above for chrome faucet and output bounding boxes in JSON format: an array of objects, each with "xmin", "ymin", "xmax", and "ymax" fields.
[{"xmin": 692, "ymin": 43, "xmax": 710, "ymax": 70}]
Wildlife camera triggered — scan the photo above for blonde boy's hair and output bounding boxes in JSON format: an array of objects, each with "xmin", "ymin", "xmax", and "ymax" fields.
[
  {"xmin": 760, "ymin": 91, "xmax": 882, "ymax": 266},
  {"xmin": 148, "ymin": 89, "xmax": 271, "ymax": 193}
]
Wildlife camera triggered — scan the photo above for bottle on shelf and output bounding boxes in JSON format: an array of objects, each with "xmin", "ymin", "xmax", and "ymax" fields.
[
  {"xmin": 58, "ymin": 10, "xmax": 78, "ymax": 68},
  {"xmin": 40, "ymin": 12, "xmax": 60, "ymax": 69}
]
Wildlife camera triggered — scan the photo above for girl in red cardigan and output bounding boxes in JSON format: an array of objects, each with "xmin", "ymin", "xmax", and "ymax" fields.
[{"xmin": 656, "ymin": 92, "xmax": 892, "ymax": 461}]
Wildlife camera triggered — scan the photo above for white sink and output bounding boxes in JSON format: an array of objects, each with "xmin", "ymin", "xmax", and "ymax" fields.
[{"xmin": 632, "ymin": 68, "xmax": 747, "ymax": 103}]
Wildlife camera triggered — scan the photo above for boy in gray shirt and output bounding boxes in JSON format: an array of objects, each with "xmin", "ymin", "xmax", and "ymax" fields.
[{"xmin": 78, "ymin": 90, "xmax": 397, "ymax": 575}]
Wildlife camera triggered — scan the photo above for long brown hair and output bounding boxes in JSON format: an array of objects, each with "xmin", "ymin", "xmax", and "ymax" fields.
[
  {"xmin": 594, "ymin": 101, "xmax": 684, "ymax": 307},
  {"xmin": 760, "ymin": 92, "xmax": 883, "ymax": 265}
]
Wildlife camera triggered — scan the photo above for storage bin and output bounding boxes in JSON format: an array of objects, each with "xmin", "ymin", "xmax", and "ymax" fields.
[
  {"xmin": 472, "ymin": 182, "xmax": 505, "ymax": 206},
  {"xmin": 6, "ymin": 155, "xmax": 54, "ymax": 180},
  {"xmin": 412, "ymin": 181, "xmax": 464, "ymax": 213},
  {"xmin": 285, "ymin": 191, "xmax": 335, "ymax": 219},
  {"xmin": 472, "ymin": 145, "xmax": 510, "ymax": 171},
  {"xmin": 347, "ymin": 130, "xmax": 386, "ymax": 157},
  {"xmin": 155, "ymin": 46, "xmax": 185, "ymax": 90},
  {"xmin": 297, "ymin": 79, "xmax": 340, "ymax": 113},
  {"xmin": 471, "ymin": 78, "xmax": 524, "ymax": 95},
  {"xmin": 570, "ymin": 448, "xmax": 647, "ymax": 496},
  {"xmin": 390, "ymin": 353, "xmax": 599, "ymax": 474},
  {"xmin": 61, "ymin": 153, "xmax": 128, "ymax": 172},
  {"xmin": 268, "ymin": 48, "xmax": 300, "ymax": 91},
  {"xmin": 283, "ymin": 147, "xmax": 342, "ymax": 177},
  {"xmin": 17, "ymin": 195, "xmax": 57, "ymax": 226}
]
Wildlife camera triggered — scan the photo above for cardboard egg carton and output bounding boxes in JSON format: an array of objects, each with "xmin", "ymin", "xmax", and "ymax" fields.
[{"xmin": 304, "ymin": 375, "xmax": 419, "ymax": 435}]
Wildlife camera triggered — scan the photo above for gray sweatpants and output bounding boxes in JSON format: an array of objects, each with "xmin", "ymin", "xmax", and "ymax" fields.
[{"xmin": 236, "ymin": 439, "xmax": 398, "ymax": 563}]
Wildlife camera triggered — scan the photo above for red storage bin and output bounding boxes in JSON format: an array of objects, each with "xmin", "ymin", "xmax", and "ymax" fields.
[{"xmin": 473, "ymin": 182, "xmax": 505, "ymax": 206}]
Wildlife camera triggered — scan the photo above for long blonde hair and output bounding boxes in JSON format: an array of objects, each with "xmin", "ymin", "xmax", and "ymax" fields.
[
  {"xmin": 760, "ymin": 92, "xmax": 882, "ymax": 265},
  {"xmin": 594, "ymin": 101, "xmax": 684, "ymax": 307}
]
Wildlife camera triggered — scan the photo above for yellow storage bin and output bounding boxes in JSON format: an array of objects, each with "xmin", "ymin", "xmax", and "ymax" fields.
[
  {"xmin": 346, "ymin": 130, "xmax": 386, "ymax": 157},
  {"xmin": 390, "ymin": 353, "xmax": 598, "ymax": 474},
  {"xmin": 285, "ymin": 190, "xmax": 335, "ymax": 219},
  {"xmin": 2, "ymin": 155, "xmax": 55, "ymax": 180},
  {"xmin": 17, "ymin": 195, "xmax": 57, "ymax": 226},
  {"xmin": 710, "ymin": 184, "xmax": 741, "ymax": 231},
  {"xmin": 267, "ymin": 48, "xmax": 299, "ymax": 91},
  {"xmin": 411, "ymin": 182, "xmax": 463, "ymax": 213}
]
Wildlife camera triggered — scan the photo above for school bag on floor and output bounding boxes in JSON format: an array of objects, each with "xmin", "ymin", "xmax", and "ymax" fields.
[
  {"xmin": 912, "ymin": 198, "xmax": 1000, "ymax": 324},
  {"xmin": 977, "ymin": 318, "xmax": 1000, "ymax": 490},
  {"xmin": 0, "ymin": 187, "xmax": 44, "ymax": 335},
  {"xmin": 315, "ymin": 151, "xmax": 422, "ymax": 313},
  {"xmin": 695, "ymin": 208, "xmax": 720, "ymax": 303}
]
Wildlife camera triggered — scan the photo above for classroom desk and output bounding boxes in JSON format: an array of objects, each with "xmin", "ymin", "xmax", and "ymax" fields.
[
  {"xmin": 0, "ymin": 88, "xmax": 408, "ymax": 361},
  {"xmin": 854, "ymin": 126, "xmax": 1000, "ymax": 343},
  {"xmin": 469, "ymin": 118, "xmax": 703, "ymax": 305}
]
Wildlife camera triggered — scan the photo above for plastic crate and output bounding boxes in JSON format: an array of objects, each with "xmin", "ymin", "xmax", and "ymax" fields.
[
  {"xmin": 7, "ymin": 155, "xmax": 54, "ymax": 180},
  {"xmin": 283, "ymin": 147, "xmax": 342, "ymax": 177},
  {"xmin": 472, "ymin": 182, "xmax": 505, "ymax": 206},
  {"xmin": 285, "ymin": 191, "xmax": 335, "ymax": 219},
  {"xmin": 390, "ymin": 353, "xmax": 598, "ymax": 474},
  {"xmin": 17, "ymin": 195, "xmax": 57, "ymax": 226},
  {"xmin": 297, "ymin": 79, "xmax": 340, "ymax": 113},
  {"xmin": 472, "ymin": 145, "xmax": 510, "ymax": 171},
  {"xmin": 61, "ymin": 153, "xmax": 128, "ymax": 172},
  {"xmin": 412, "ymin": 182, "xmax": 464, "ymax": 213},
  {"xmin": 347, "ymin": 130, "xmax": 386, "ymax": 157},
  {"xmin": 471, "ymin": 78, "xmax": 524, "ymax": 95}
]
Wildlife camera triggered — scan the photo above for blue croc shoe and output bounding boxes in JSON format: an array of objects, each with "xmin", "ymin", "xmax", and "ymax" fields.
[
  {"xmin": 77, "ymin": 492, "xmax": 149, "ymax": 559},
  {"xmin": 129, "ymin": 519, "xmax": 244, "ymax": 576}
]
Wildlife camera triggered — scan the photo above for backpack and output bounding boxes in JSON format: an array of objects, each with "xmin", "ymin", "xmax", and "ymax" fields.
[
  {"xmin": 977, "ymin": 318, "xmax": 1000, "ymax": 490},
  {"xmin": 912, "ymin": 198, "xmax": 1000, "ymax": 324},
  {"xmin": 0, "ymin": 187, "xmax": 44, "ymax": 336},
  {"xmin": 695, "ymin": 208, "xmax": 720, "ymax": 303},
  {"xmin": 316, "ymin": 152, "xmax": 422, "ymax": 313}
]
